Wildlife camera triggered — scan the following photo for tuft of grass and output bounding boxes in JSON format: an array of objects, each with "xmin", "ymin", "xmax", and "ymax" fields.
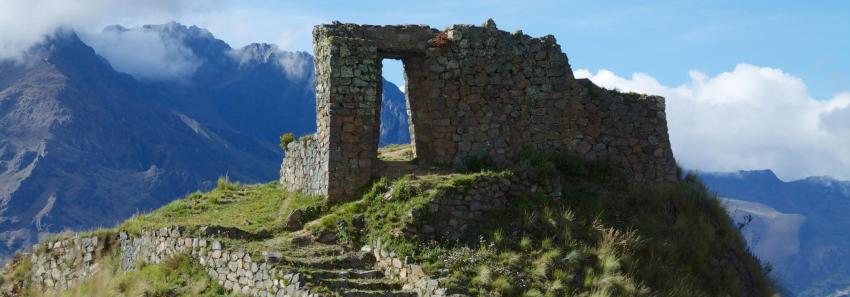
[{"xmin": 216, "ymin": 176, "xmax": 239, "ymax": 192}]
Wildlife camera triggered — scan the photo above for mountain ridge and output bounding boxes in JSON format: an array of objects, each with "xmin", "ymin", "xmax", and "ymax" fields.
[{"xmin": 702, "ymin": 168, "xmax": 850, "ymax": 296}]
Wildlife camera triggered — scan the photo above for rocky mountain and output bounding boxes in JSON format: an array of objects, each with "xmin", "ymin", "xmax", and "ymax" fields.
[
  {"xmin": 0, "ymin": 23, "xmax": 410, "ymax": 261},
  {"xmin": 702, "ymin": 170, "xmax": 850, "ymax": 297}
]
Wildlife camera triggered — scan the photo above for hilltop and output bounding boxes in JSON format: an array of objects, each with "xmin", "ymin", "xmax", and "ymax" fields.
[{"xmin": 1, "ymin": 140, "xmax": 775, "ymax": 297}]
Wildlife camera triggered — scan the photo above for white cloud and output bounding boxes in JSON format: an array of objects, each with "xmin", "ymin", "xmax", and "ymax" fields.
[
  {"xmin": 182, "ymin": 5, "xmax": 319, "ymax": 52},
  {"xmin": 81, "ymin": 26, "xmax": 201, "ymax": 80},
  {"xmin": 0, "ymin": 0, "xmax": 222, "ymax": 62},
  {"xmin": 276, "ymin": 51, "xmax": 311, "ymax": 80},
  {"xmin": 575, "ymin": 64, "xmax": 850, "ymax": 180},
  {"xmin": 227, "ymin": 44, "xmax": 312, "ymax": 79}
]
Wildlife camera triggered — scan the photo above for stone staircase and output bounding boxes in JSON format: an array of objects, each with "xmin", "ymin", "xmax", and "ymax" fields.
[{"xmin": 267, "ymin": 238, "xmax": 417, "ymax": 297}]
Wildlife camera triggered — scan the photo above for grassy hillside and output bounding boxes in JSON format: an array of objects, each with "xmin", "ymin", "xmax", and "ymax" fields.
[
  {"xmin": 2, "ymin": 147, "xmax": 775, "ymax": 297},
  {"xmin": 307, "ymin": 149, "xmax": 776, "ymax": 296}
]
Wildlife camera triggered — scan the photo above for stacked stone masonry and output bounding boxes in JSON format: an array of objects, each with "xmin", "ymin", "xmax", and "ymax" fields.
[
  {"xmin": 407, "ymin": 172, "xmax": 558, "ymax": 241},
  {"xmin": 280, "ymin": 135, "xmax": 327, "ymax": 196},
  {"xmin": 28, "ymin": 230, "xmax": 316, "ymax": 297},
  {"xmin": 281, "ymin": 20, "xmax": 678, "ymax": 203},
  {"xmin": 29, "ymin": 236, "xmax": 106, "ymax": 290},
  {"xmin": 369, "ymin": 239, "xmax": 448, "ymax": 297}
]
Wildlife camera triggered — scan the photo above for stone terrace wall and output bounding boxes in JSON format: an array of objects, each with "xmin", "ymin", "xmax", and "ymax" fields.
[
  {"xmin": 119, "ymin": 228, "xmax": 314, "ymax": 296},
  {"xmin": 280, "ymin": 136, "xmax": 327, "ymax": 197},
  {"xmin": 404, "ymin": 169, "xmax": 562, "ymax": 241},
  {"xmin": 26, "ymin": 230, "xmax": 315, "ymax": 297},
  {"xmin": 369, "ymin": 238, "xmax": 447, "ymax": 297},
  {"xmin": 280, "ymin": 20, "xmax": 678, "ymax": 202},
  {"xmin": 29, "ymin": 235, "xmax": 108, "ymax": 290}
]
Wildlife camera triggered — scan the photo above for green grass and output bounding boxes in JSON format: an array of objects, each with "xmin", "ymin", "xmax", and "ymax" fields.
[
  {"xmin": 377, "ymin": 143, "xmax": 415, "ymax": 161},
  {"xmin": 305, "ymin": 171, "xmax": 510, "ymax": 251},
  {"xmin": 5, "ymin": 180, "xmax": 327, "ymax": 296},
  {"xmin": 120, "ymin": 182, "xmax": 324, "ymax": 238}
]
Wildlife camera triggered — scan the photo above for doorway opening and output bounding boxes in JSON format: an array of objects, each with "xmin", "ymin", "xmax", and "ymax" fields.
[{"xmin": 378, "ymin": 58, "xmax": 415, "ymax": 162}]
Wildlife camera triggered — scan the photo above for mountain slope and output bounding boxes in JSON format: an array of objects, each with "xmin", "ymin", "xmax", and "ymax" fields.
[
  {"xmin": 703, "ymin": 170, "xmax": 850, "ymax": 296},
  {"xmin": 0, "ymin": 31, "xmax": 272, "ymax": 259},
  {"xmin": 0, "ymin": 24, "xmax": 411, "ymax": 261}
]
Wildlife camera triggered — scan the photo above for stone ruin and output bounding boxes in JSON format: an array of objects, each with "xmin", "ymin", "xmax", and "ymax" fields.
[{"xmin": 281, "ymin": 20, "xmax": 678, "ymax": 203}]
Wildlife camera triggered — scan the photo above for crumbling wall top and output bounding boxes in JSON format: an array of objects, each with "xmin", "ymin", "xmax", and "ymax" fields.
[{"xmin": 314, "ymin": 22, "xmax": 438, "ymax": 57}]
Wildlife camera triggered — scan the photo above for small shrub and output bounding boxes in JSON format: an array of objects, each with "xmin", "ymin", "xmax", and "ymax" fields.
[{"xmin": 279, "ymin": 132, "xmax": 295, "ymax": 150}]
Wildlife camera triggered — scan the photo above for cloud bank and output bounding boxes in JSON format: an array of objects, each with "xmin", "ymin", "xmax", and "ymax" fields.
[
  {"xmin": 575, "ymin": 65, "xmax": 850, "ymax": 180},
  {"xmin": 228, "ymin": 44, "xmax": 312, "ymax": 80},
  {"xmin": 0, "ymin": 0, "xmax": 222, "ymax": 80},
  {"xmin": 82, "ymin": 25, "xmax": 202, "ymax": 80}
]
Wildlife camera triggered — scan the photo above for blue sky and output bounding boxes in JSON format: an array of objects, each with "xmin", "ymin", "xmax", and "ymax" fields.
[{"xmin": 199, "ymin": 0, "xmax": 850, "ymax": 100}]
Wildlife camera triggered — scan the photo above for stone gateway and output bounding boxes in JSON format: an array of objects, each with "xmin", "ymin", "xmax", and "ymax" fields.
[{"xmin": 280, "ymin": 20, "xmax": 678, "ymax": 203}]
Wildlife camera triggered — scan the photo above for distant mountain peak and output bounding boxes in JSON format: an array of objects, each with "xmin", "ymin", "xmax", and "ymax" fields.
[
  {"xmin": 705, "ymin": 169, "xmax": 781, "ymax": 183},
  {"xmin": 140, "ymin": 22, "xmax": 214, "ymax": 40},
  {"xmin": 230, "ymin": 43, "xmax": 280, "ymax": 65},
  {"xmin": 737, "ymin": 169, "xmax": 781, "ymax": 180},
  {"xmin": 39, "ymin": 29, "xmax": 117, "ymax": 75}
]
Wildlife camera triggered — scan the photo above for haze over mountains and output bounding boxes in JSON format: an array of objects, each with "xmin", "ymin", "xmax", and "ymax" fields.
[
  {"xmin": 0, "ymin": 23, "xmax": 409, "ymax": 261},
  {"xmin": 702, "ymin": 170, "xmax": 850, "ymax": 297}
]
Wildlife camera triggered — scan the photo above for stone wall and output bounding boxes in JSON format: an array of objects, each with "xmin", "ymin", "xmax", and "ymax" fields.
[
  {"xmin": 412, "ymin": 174, "xmax": 513, "ymax": 240},
  {"xmin": 26, "ymin": 230, "xmax": 316, "ymax": 297},
  {"xmin": 572, "ymin": 80, "xmax": 677, "ymax": 182},
  {"xmin": 401, "ymin": 169, "xmax": 561, "ymax": 241},
  {"xmin": 280, "ymin": 20, "xmax": 678, "ymax": 203},
  {"xmin": 369, "ymin": 239, "xmax": 447, "ymax": 297},
  {"xmin": 119, "ymin": 228, "xmax": 315, "ymax": 297},
  {"xmin": 280, "ymin": 136, "xmax": 327, "ymax": 197},
  {"xmin": 29, "ymin": 235, "xmax": 109, "ymax": 290}
]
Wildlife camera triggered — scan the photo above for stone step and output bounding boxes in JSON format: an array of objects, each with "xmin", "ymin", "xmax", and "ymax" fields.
[
  {"xmin": 277, "ymin": 255, "xmax": 368, "ymax": 270},
  {"xmin": 279, "ymin": 246, "xmax": 346, "ymax": 258},
  {"xmin": 318, "ymin": 278, "xmax": 403, "ymax": 291},
  {"xmin": 306, "ymin": 269, "xmax": 385, "ymax": 280},
  {"xmin": 339, "ymin": 289, "xmax": 417, "ymax": 297}
]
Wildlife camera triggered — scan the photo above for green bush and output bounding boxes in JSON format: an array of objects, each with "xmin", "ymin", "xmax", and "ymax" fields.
[{"xmin": 279, "ymin": 133, "xmax": 295, "ymax": 150}]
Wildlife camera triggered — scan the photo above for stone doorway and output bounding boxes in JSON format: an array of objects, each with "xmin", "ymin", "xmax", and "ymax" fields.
[
  {"xmin": 376, "ymin": 56, "xmax": 425, "ymax": 179},
  {"xmin": 377, "ymin": 58, "xmax": 416, "ymax": 162}
]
